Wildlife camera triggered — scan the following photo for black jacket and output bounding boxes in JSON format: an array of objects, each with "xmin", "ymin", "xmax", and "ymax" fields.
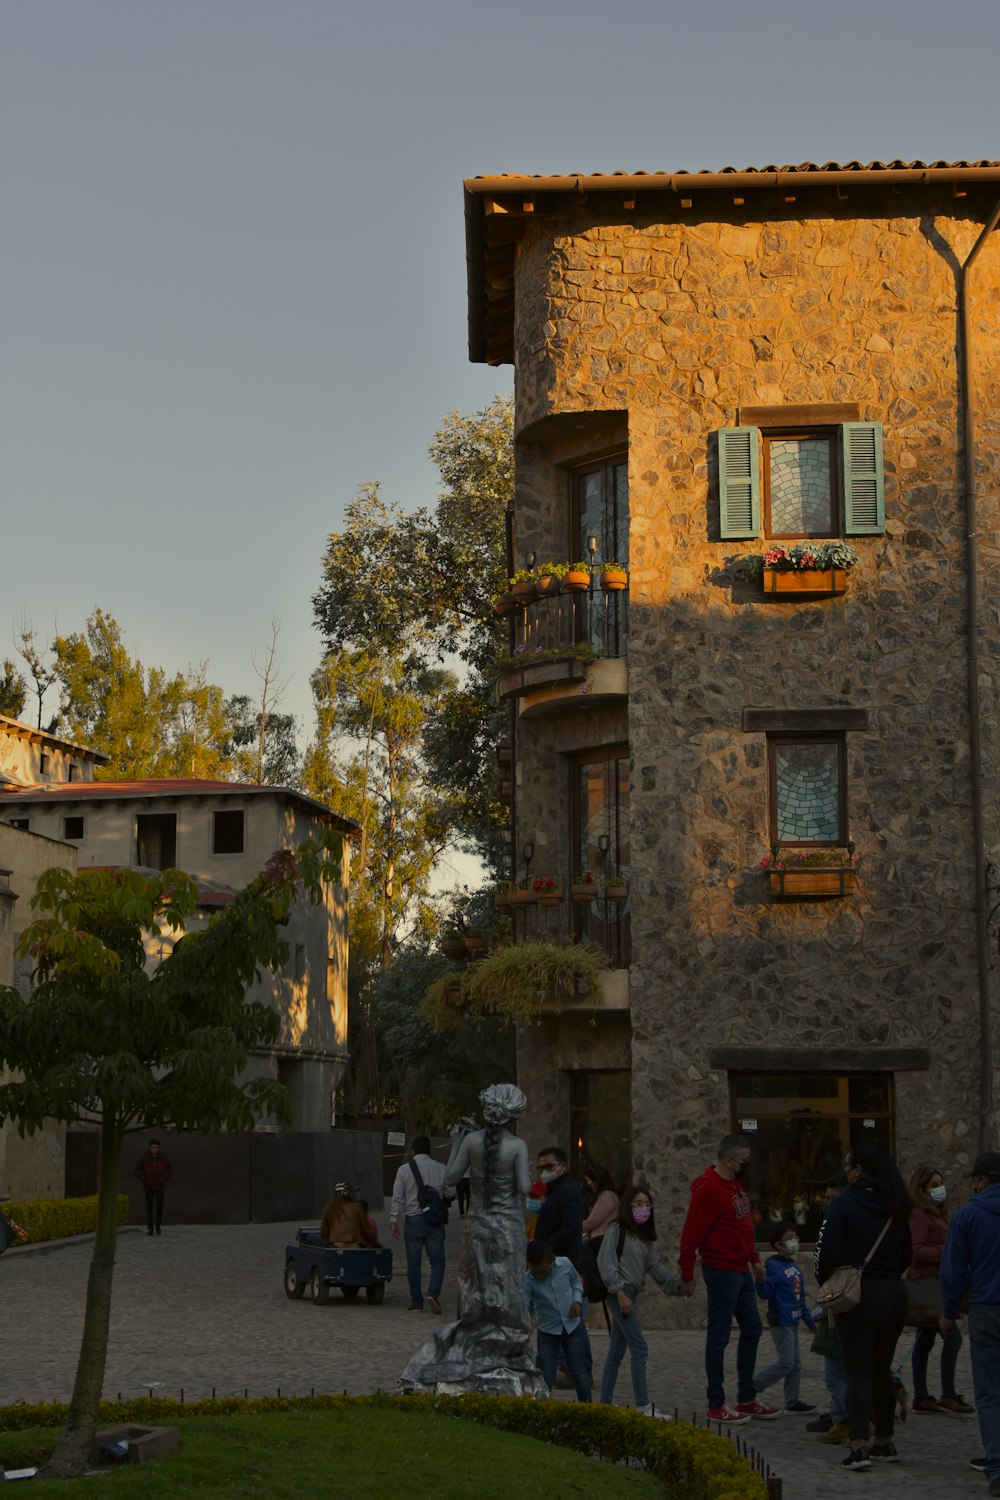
[
  {"xmin": 814, "ymin": 1178, "xmax": 912, "ymax": 1286},
  {"xmin": 535, "ymin": 1172, "xmax": 584, "ymax": 1265}
]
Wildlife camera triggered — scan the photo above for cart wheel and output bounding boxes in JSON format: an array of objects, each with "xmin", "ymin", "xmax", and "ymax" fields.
[
  {"xmin": 284, "ymin": 1259, "xmax": 306, "ymax": 1300},
  {"xmin": 342, "ymin": 1284, "xmax": 361, "ymax": 1300},
  {"xmin": 310, "ymin": 1268, "xmax": 329, "ymax": 1306},
  {"xmin": 366, "ymin": 1282, "xmax": 386, "ymax": 1305}
]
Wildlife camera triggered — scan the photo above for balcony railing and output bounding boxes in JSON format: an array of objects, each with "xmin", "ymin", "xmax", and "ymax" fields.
[
  {"xmin": 495, "ymin": 585, "xmax": 629, "ymax": 717},
  {"xmin": 498, "ymin": 891, "xmax": 631, "ymax": 970},
  {"xmin": 507, "ymin": 583, "xmax": 628, "ymax": 660}
]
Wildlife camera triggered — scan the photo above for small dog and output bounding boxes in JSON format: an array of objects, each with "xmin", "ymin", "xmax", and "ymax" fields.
[{"xmin": 893, "ymin": 1373, "xmax": 908, "ymax": 1423}]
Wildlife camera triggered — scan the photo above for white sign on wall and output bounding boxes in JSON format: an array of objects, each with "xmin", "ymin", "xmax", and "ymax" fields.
[{"xmin": 387, "ymin": 1131, "xmax": 406, "ymax": 1146}]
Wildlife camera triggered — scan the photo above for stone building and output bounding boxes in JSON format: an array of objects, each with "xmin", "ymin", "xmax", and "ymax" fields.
[{"xmin": 464, "ymin": 160, "xmax": 1000, "ymax": 1242}]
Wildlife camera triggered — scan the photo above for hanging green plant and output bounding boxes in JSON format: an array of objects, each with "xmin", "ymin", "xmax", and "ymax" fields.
[{"xmin": 421, "ymin": 940, "xmax": 611, "ymax": 1030}]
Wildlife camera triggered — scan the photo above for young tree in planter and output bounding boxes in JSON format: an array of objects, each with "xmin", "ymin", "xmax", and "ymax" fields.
[{"xmin": 0, "ymin": 847, "xmax": 334, "ymax": 1478}]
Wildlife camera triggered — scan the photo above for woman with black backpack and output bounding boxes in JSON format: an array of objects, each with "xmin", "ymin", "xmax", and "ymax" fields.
[{"xmin": 597, "ymin": 1184, "xmax": 685, "ymax": 1418}]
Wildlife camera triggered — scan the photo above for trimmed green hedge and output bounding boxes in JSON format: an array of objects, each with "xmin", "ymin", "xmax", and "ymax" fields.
[
  {"xmin": 0, "ymin": 1393, "xmax": 769, "ymax": 1500},
  {"xmin": 3, "ymin": 1193, "xmax": 128, "ymax": 1244}
]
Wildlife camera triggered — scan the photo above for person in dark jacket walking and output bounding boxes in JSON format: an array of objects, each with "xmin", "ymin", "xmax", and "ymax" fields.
[
  {"xmin": 134, "ymin": 1138, "xmax": 172, "ymax": 1236},
  {"xmin": 939, "ymin": 1150, "xmax": 1000, "ymax": 1498},
  {"xmin": 814, "ymin": 1141, "xmax": 913, "ymax": 1471},
  {"xmin": 533, "ymin": 1147, "xmax": 584, "ymax": 1266}
]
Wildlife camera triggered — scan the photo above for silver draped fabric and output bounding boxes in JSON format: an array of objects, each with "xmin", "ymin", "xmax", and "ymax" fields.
[{"xmin": 398, "ymin": 1143, "xmax": 547, "ymax": 1397}]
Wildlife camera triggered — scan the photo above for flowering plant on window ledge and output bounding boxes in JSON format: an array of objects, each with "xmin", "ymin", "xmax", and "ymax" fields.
[
  {"xmin": 760, "ymin": 847, "xmax": 859, "ymax": 870},
  {"xmin": 737, "ymin": 542, "xmax": 860, "ymax": 582}
]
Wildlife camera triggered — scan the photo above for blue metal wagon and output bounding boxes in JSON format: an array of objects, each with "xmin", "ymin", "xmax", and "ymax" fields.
[{"xmin": 283, "ymin": 1227, "xmax": 393, "ymax": 1306}]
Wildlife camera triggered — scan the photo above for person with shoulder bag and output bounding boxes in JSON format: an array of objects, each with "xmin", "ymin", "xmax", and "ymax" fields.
[
  {"xmin": 906, "ymin": 1163, "xmax": 974, "ymax": 1415},
  {"xmin": 814, "ymin": 1142, "xmax": 913, "ymax": 1471},
  {"xmin": 597, "ymin": 1185, "xmax": 684, "ymax": 1418}
]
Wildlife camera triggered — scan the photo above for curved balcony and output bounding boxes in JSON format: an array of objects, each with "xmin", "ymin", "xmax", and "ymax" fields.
[{"xmin": 494, "ymin": 586, "xmax": 628, "ymax": 720}]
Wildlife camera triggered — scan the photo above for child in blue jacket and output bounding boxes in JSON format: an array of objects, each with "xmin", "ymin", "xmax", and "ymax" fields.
[{"xmin": 753, "ymin": 1222, "xmax": 817, "ymax": 1412}]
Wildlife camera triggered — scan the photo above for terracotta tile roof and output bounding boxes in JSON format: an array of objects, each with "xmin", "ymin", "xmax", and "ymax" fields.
[{"xmin": 465, "ymin": 159, "xmax": 1000, "ymax": 364}]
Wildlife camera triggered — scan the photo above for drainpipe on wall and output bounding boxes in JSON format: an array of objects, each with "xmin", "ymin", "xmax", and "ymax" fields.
[{"xmin": 958, "ymin": 195, "xmax": 1000, "ymax": 1153}]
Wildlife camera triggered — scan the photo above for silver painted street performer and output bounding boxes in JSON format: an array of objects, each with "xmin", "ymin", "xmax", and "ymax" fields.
[{"xmin": 399, "ymin": 1082, "xmax": 547, "ymax": 1397}]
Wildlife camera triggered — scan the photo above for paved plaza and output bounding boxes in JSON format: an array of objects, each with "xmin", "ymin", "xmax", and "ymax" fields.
[{"xmin": 1, "ymin": 1207, "xmax": 989, "ymax": 1499}]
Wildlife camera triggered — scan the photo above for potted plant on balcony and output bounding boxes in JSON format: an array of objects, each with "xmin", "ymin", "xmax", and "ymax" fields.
[
  {"xmin": 493, "ymin": 589, "xmax": 518, "ymax": 617},
  {"xmin": 536, "ymin": 561, "xmax": 568, "ymax": 596},
  {"xmin": 572, "ymin": 871, "xmax": 597, "ymax": 901},
  {"xmin": 761, "ymin": 846, "xmax": 860, "ymax": 897},
  {"xmin": 510, "ymin": 568, "xmax": 538, "ymax": 603},
  {"xmin": 605, "ymin": 872, "xmax": 628, "ymax": 901},
  {"xmin": 533, "ymin": 875, "xmax": 564, "ymax": 906},
  {"xmin": 563, "ymin": 561, "xmax": 591, "ymax": 591},
  {"xmin": 464, "ymin": 928, "xmax": 489, "ymax": 959},
  {"xmin": 420, "ymin": 939, "xmax": 612, "ymax": 1029},
  {"xmin": 505, "ymin": 881, "xmax": 537, "ymax": 907},
  {"xmin": 598, "ymin": 562, "xmax": 628, "ymax": 591},
  {"xmin": 441, "ymin": 929, "xmax": 467, "ymax": 961}
]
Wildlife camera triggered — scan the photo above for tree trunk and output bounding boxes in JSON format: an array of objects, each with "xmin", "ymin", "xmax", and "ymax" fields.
[{"xmin": 40, "ymin": 1120, "xmax": 123, "ymax": 1477}]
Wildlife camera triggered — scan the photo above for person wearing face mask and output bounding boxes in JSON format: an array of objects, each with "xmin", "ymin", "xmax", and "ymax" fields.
[
  {"xmin": 753, "ymin": 1222, "xmax": 817, "ymax": 1413},
  {"xmin": 939, "ymin": 1151, "xmax": 1000, "ymax": 1498},
  {"xmin": 597, "ymin": 1184, "xmax": 684, "ymax": 1416},
  {"xmin": 533, "ymin": 1147, "xmax": 585, "ymax": 1267},
  {"xmin": 907, "ymin": 1163, "xmax": 974, "ymax": 1415},
  {"xmin": 678, "ymin": 1133, "xmax": 776, "ymax": 1425}
]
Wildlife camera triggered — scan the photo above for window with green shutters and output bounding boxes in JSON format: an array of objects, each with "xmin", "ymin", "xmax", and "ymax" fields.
[{"xmin": 718, "ymin": 422, "xmax": 884, "ymax": 541}]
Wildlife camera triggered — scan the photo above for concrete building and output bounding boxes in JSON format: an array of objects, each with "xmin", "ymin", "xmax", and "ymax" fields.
[{"xmin": 465, "ymin": 160, "xmax": 1000, "ymax": 1241}]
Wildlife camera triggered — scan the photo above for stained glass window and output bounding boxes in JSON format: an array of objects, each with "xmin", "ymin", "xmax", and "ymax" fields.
[
  {"xmin": 769, "ymin": 737, "xmax": 845, "ymax": 845},
  {"xmin": 765, "ymin": 432, "xmax": 837, "ymax": 538}
]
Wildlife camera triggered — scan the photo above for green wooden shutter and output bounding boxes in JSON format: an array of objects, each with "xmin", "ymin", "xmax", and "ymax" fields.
[
  {"xmin": 842, "ymin": 422, "xmax": 885, "ymax": 534},
  {"xmin": 718, "ymin": 427, "xmax": 760, "ymax": 539}
]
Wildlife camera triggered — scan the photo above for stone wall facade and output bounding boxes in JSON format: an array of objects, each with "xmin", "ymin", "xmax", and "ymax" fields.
[{"xmin": 493, "ymin": 187, "xmax": 1000, "ymax": 1286}]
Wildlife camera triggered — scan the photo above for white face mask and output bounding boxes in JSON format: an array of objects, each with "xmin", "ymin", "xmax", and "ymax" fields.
[
  {"xmin": 539, "ymin": 1167, "xmax": 559, "ymax": 1184},
  {"xmin": 782, "ymin": 1237, "xmax": 800, "ymax": 1255},
  {"xmin": 929, "ymin": 1185, "xmax": 947, "ymax": 1204}
]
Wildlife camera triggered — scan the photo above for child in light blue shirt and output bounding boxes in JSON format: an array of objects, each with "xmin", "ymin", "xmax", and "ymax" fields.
[{"xmin": 524, "ymin": 1239, "xmax": 591, "ymax": 1401}]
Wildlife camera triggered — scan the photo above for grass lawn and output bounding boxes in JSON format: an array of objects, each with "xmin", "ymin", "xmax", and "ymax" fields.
[{"xmin": 0, "ymin": 1407, "xmax": 667, "ymax": 1498}]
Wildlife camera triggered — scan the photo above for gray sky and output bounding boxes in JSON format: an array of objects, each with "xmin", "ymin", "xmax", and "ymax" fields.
[{"xmin": 4, "ymin": 0, "xmax": 998, "ymax": 744}]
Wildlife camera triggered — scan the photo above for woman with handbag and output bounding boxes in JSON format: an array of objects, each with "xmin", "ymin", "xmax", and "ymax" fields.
[
  {"xmin": 907, "ymin": 1164, "xmax": 975, "ymax": 1415},
  {"xmin": 814, "ymin": 1142, "xmax": 914, "ymax": 1471}
]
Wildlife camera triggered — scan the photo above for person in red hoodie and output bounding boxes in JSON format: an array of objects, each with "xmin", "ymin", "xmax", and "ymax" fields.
[
  {"xmin": 678, "ymin": 1134, "xmax": 779, "ymax": 1426},
  {"xmin": 134, "ymin": 1138, "xmax": 172, "ymax": 1237}
]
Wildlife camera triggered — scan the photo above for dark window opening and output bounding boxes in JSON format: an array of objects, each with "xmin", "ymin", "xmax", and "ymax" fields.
[
  {"xmin": 569, "ymin": 1070, "xmax": 633, "ymax": 1191},
  {"xmin": 39, "ymin": 753, "xmax": 50, "ymax": 774},
  {"xmin": 67, "ymin": 764, "xmax": 78, "ymax": 782},
  {"xmin": 767, "ymin": 733, "xmax": 847, "ymax": 848},
  {"xmin": 730, "ymin": 1070, "xmax": 894, "ymax": 1241},
  {"xmin": 571, "ymin": 745, "xmax": 630, "ymax": 968},
  {"xmin": 572, "ymin": 454, "xmax": 629, "ymax": 654},
  {"xmin": 8, "ymin": 818, "xmax": 29, "ymax": 831},
  {"xmin": 136, "ymin": 813, "xmax": 177, "ymax": 871},
  {"xmin": 63, "ymin": 816, "xmax": 84, "ymax": 841},
  {"xmin": 212, "ymin": 809, "xmax": 245, "ymax": 855}
]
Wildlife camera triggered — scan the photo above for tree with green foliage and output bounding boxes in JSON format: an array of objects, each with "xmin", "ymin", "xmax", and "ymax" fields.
[
  {"xmin": 0, "ymin": 659, "xmax": 27, "ymax": 719},
  {"xmin": 0, "ymin": 846, "xmax": 335, "ymax": 1477}
]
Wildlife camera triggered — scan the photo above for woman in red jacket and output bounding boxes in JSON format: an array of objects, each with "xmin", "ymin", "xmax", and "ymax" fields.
[{"xmin": 907, "ymin": 1164, "xmax": 974, "ymax": 1415}]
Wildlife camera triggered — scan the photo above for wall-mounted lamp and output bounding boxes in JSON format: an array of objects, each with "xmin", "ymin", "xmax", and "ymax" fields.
[
  {"xmin": 526, "ymin": 550, "xmax": 537, "ymax": 571},
  {"xmin": 587, "ymin": 533, "xmax": 599, "ymax": 560},
  {"xmin": 597, "ymin": 833, "xmax": 611, "ymax": 857},
  {"xmin": 523, "ymin": 841, "xmax": 535, "ymax": 862}
]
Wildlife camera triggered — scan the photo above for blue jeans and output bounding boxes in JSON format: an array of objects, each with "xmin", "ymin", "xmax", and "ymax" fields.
[
  {"xmin": 755, "ymin": 1323, "xmax": 802, "ymax": 1405},
  {"xmin": 537, "ymin": 1324, "xmax": 592, "ymax": 1401},
  {"xmin": 969, "ymin": 1302, "xmax": 1000, "ymax": 1483},
  {"xmin": 403, "ymin": 1215, "xmax": 445, "ymax": 1307},
  {"xmin": 702, "ymin": 1266, "xmax": 763, "ymax": 1407},
  {"xmin": 825, "ymin": 1355, "xmax": 847, "ymax": 1424},
  {"xmin": 600, "ymin": 1286, "xmax": 650, "ymax": 1406},
  {"xmin": 911, "ymin": 1318, "xmax": 962, "ymax": 1399}
]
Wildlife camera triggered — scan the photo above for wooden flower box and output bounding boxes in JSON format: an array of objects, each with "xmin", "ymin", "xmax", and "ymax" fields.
[
  {"xmin": 762, "ymin": 568, "xmax": 847, "ymax": 597},
  {"xmin": 769, "ymin": 869, "xmax": 858, "ymax": 898}
]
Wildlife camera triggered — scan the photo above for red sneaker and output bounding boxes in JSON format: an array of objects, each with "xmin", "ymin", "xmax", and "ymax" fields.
[
  {"xmin": 706, "ymin": 1404, "xmax": 751, "ymax": 1425},
  {"xmin": 736, "ymin": 1400, "xmax": 782, "ymax": 1420}
]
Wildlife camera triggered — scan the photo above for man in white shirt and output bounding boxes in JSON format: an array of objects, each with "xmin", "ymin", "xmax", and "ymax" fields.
[{"xmin": 390, "ymin": 1134, "xmax": 452, "ymax": 1313}]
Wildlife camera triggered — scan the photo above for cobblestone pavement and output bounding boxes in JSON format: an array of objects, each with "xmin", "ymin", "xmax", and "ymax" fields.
[{"xmin": 1, "ymin": 1209, "xmax": 989, "ymax": 1499}]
